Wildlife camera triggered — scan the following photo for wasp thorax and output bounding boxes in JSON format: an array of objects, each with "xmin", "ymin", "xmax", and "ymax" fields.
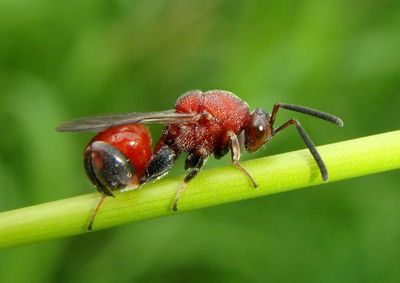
[
  {"xmin": 84, "ymin": 141, "xmax": 136, "ymax": 196},
  {"xmin": 244, "ymin": 108, "xmax": 272, "ymax": 153}
]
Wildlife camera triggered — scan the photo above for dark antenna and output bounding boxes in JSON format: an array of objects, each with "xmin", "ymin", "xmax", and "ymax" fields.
[
  {"xmin": 269, "ymin": 103, "xmax": 344, "ymax": 181},
  {"xmin": 273, "ymin": 103, "xmax": 344, "ymax": 127}
]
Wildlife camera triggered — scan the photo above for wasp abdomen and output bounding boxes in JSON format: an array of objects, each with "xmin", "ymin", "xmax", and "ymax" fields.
[{"xmin": 84, "ymin": 141, "xmax": 136, "ymax": 196}]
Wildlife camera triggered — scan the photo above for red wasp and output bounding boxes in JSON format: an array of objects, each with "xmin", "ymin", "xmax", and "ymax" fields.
[{"xmin": 57, "ymin": 90, "xmax": 343, "ymax": 230}]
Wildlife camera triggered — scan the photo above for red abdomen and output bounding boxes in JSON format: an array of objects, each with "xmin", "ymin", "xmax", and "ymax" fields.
[{"xmin": 90, "ymin": 124, "xmax": 152, "ymax": 178}]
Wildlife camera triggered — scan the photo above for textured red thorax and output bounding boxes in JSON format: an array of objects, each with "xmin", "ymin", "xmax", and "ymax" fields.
[
  {"xmin": 90, "ymin": 124, "xmax": 152, "ymax": 178},
  {"xmin": 157, "ymin": 90, "xmax": 251, "ymax": 156}
]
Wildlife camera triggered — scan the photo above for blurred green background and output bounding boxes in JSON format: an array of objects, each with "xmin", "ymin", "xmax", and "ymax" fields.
[{"xmin": 0, "ymin": 0, "xmax": 399, "ymax": 282}]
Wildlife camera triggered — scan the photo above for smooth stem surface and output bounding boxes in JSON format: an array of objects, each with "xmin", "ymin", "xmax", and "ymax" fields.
[{"xmin": 0, "ymin": 130, "xmax": 399, "ymax": 249}]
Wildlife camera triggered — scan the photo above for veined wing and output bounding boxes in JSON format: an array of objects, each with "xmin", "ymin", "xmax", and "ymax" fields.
[{"xmin": 56, "ymin": 110, "xmax": 197, "ymax": 132}]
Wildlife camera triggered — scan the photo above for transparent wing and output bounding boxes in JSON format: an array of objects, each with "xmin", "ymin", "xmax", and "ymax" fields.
[{"xmin": 56, "ymin": 110, "xmax": 198, "ymax": 132}]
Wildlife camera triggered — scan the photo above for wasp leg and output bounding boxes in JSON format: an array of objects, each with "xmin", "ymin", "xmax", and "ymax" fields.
[
  {"xmin": 173, "ymin": 154, "xmax": 205, "ymax": 211},
  {"xmin": 140, "ymin": 145, "xmax": 177, "ymax": 184},
  {"xmin": 228, "ymin": 130, "xmax": 258, "ymax": 188},
  {"xmin": 87, "ymin": 194, "xmax": 107, "ymax": 231}
]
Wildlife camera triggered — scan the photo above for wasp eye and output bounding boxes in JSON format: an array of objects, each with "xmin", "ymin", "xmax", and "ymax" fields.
[{"xmin": 245, "ymin": 108, "xmax": 271, "ymax": 153}]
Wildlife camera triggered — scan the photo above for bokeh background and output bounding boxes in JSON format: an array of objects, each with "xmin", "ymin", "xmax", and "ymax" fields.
[{"xmin": 1, "ymin": 1, "xmax": 399, "ymax": 282}]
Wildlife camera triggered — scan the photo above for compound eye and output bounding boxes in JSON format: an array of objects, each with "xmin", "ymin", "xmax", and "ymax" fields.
[
  {"xmin": 245, "ymin": 108, "xmax": 271, "ymax": 152},
  {"xmin": 253, "ymin": 116, "xmax": 267, "ymax": 137},
  {"xmin": 84, "ymin": 141, "xmax": 136, "ymax": 196}
]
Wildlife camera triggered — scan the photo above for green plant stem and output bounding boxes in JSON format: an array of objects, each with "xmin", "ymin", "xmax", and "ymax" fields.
[{"xmin": 0, "ymin": 130, "xmax": 399, "ymax": 249}]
